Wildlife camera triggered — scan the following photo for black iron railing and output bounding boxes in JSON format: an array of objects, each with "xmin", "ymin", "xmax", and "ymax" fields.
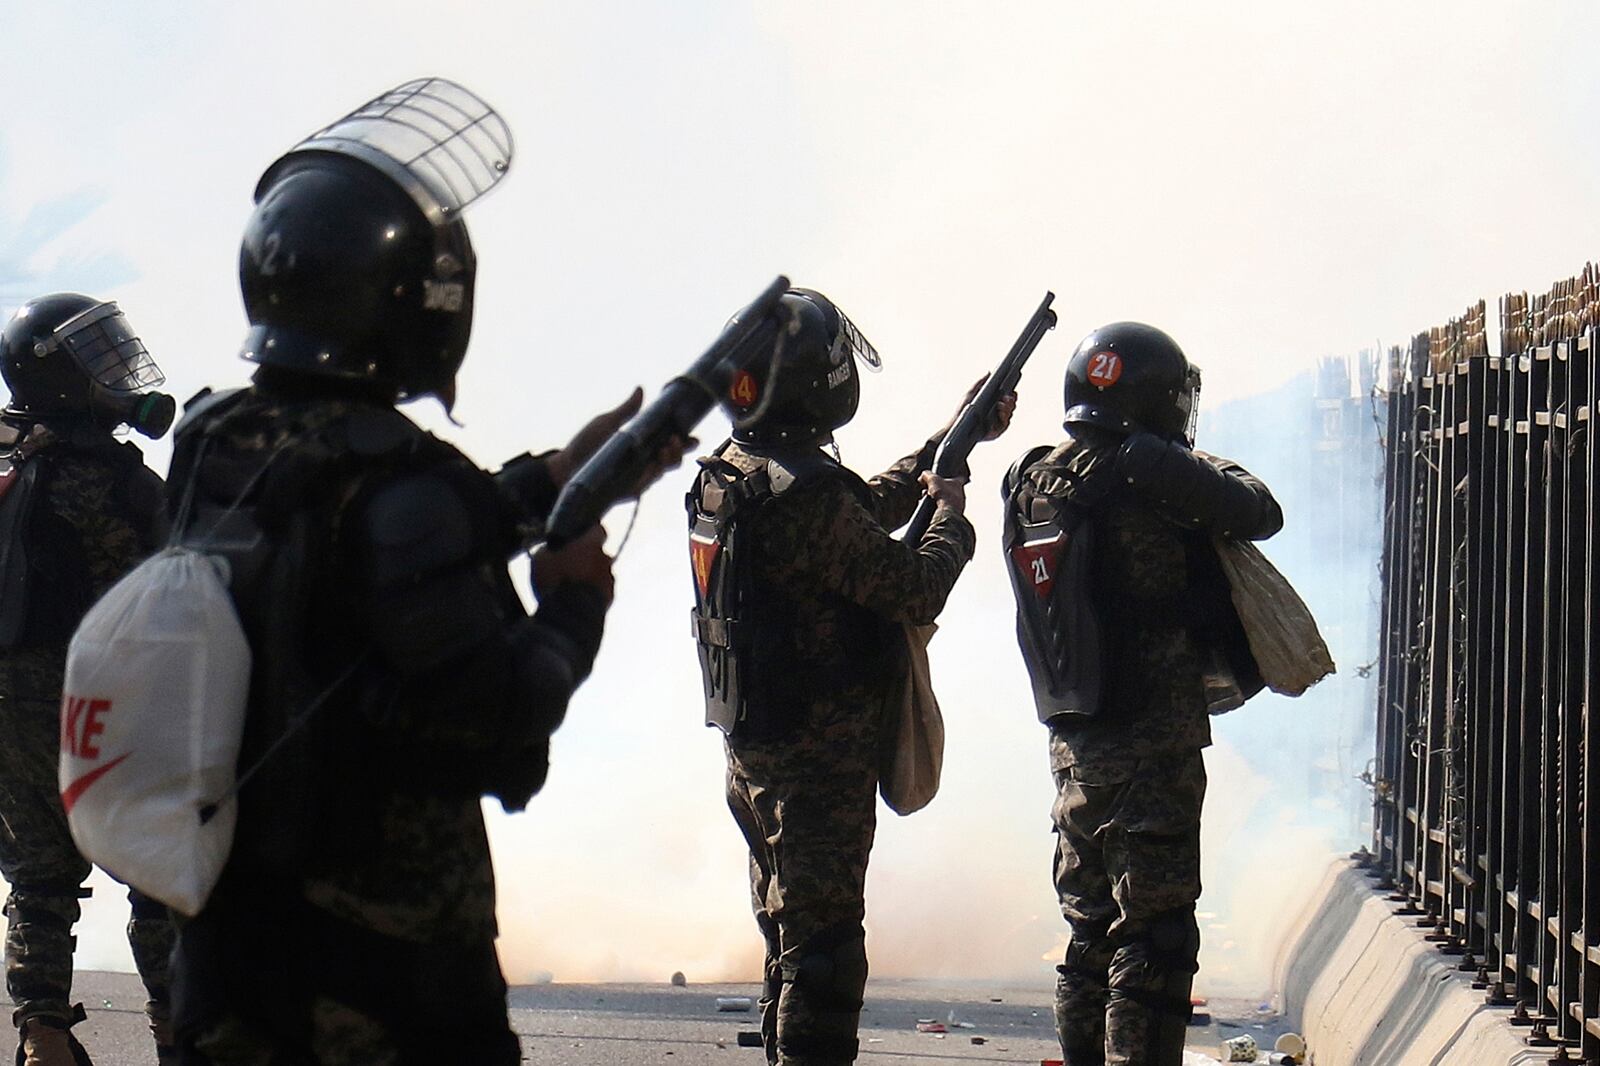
[{"xmin": 1371, "ymin": 267, "xmax": 1600, "ymax": 1057}]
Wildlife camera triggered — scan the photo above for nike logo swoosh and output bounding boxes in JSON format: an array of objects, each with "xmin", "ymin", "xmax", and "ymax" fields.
[{"xmin": 61, "ymin": 752, "xmax": 131, "ymax": 814}]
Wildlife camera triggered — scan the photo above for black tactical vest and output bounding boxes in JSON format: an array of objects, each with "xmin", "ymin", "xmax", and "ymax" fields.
[
  {"xmin": 1002, "ymin": 446, "xmax": 1105, "ymax": 723},
  {"xmin": 687, "ymin": 443, "xmax": 876, "ymax": 738}
]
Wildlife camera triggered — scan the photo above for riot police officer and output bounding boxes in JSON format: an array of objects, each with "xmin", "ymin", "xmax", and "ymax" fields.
[
  {"xmin": 164, "ymin": 79, "xmax": 678, "ymax": 1064},
  {"xmin": 0, "ymin": 293, "xmax": 178, "ymax": 1065},
  {"xmin": 688, "ymin": 290, "xmax": 1013, "ymax": 1066},
  {"xmin": 1002, "ymin": 322, "xmax": 1282, "ymax": 1066}
]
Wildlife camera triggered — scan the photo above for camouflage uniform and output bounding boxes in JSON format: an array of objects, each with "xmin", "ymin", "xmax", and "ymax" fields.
[
  {"xmin": 1008, "ymin": 427, "xmax": 1279, "ymax": 1066},
  {"xmin": 709, "ymin": 436, "xmax": 974, "ymax": 1066},
  {"xmin": 165, "ymin": 375, "xmax": 607, "ymax": 1066},
  {"xmin": 0, "ymin": 430, "xmax": 176, "ymax": 1051}
]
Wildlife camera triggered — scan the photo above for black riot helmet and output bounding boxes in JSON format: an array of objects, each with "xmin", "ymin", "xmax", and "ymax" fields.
[
  {"xmin": 0, "ymin": 293, "xmax": 175, "ymax": 439},
  {"xmin": 239, "ymin": 78, "xmax": 513, "ymax": 410},
  {"xmin": 1063, "ymin": 321, "xmax": 1201, "ymax": 443},
  {"xmin": 728, "ymin": 288, "xmax": 881, "ymax": 446}
]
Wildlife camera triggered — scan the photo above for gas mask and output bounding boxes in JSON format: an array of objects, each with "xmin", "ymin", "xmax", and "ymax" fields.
[{"xmin": 92, "ymin": 388, "xmax": 176, "ymax": 439}]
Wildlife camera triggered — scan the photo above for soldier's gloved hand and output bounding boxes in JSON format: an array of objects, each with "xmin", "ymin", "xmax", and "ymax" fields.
[
  {"xmin": 531, "ymin": 525, "xmax": 615, "ymax": 605},
  {"xmin": 984, "ymin": 389, "xmax": 1018, "ymax": 441},
  {"xmin": 919, "ymin": 471, "xmax": 968, "ymax": 516},
  {"xmin": 946, "ymin": 375, "xmax": 1017, "ymax": 442},
  {"xmin": 631, "ymin": 433, "xmax": 697, "ymax": 499},
  {"xmin": 546, "ymin": 387, "xmax": 696, "ymax": 496}
]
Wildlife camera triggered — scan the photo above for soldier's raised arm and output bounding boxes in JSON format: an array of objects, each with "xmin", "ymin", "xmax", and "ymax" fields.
[
  {"xmin": 760, "ymin": 474, "xmax": 973, "ymax": 626},
  {"xmin": 1112, "ymin": 432, "xmax": 1283, "ymax": 539}
]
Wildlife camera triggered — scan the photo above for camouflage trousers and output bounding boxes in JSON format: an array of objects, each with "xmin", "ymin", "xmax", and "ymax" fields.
[
  {"xmin": 184, "ymin": 992, "xmax": 518, "ymax": 1066},
  {"xmin": 1050, "ymin": 748, "xmax": 1205, "ymax": 1066},
  {"xmin": 0, "ymin": 655, "xmax": 175, "ymax": 1039},
  {"xmin": 725, "ymin": 689, "xmax": 884, "ymax": 1066},
  {"xmin": 174, "ymin": 882, "xmax": 519, "ymax": 1066}
]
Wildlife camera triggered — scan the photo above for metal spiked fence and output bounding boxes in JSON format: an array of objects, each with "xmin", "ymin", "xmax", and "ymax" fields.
[{"xmin": 1372, "ymin": 263, "xmax": 1600, "ymax": 1057}]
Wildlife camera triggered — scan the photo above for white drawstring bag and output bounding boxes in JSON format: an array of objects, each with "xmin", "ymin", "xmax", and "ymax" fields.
[{"xmin": 60, "ymin": 547, "xmax": 251, "ymax": 916}]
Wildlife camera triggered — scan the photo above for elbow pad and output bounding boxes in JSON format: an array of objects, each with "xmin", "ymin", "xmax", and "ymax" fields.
[
  {"xmin": 1113, "ymin": 433, "xmax": 1281, "ymax": 538},
  {"xmin": 363, "ymin": 473, "xmax": 508, "ymax": 670}
]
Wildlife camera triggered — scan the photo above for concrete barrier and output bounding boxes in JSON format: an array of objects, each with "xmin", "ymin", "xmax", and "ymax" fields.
[{"xmin": 1273, "ymin": 860, "xmax": 1548, "ymax": 1066}]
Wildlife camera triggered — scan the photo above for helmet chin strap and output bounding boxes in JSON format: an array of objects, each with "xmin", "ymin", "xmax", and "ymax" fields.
[{"xmin": 431, "ymin": 377, "xmax": 465, "ymax": 427}]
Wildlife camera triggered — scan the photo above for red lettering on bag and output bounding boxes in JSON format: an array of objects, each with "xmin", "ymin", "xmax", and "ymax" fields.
[
  {"xmin": 60, "ymin": 696, "xmax": 113, "ymax": 759},
  {"xmin": 62, "ymin": 696, "xmax": 85, "ymax": 754},
  {"xmin": 80, "ymin": 699, "xmax": 111, "ymax": 759}
]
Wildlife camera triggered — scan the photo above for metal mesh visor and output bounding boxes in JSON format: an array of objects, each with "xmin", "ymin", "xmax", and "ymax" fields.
[
  {"xmin": 1177, "ymin": 364, "xmax": 1202, "ymax": 441},
  {"xmin": 51, "ymin": 302, "xmax": 163, "ymax": 392},
  {"xmin": 831, "ymin": 308, "xmax": 881, "ymax": 371},
  {"xmin": 292, "ymin": 78, "xmax": 512, "ymax": 219}
]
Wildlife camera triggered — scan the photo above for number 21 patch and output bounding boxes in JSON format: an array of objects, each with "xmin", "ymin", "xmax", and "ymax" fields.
[
  {"xmin": 1010, "ymin": 534, "xmax": 1065, "ymax": 600},
  {"xmin": 1087, "ymin": 351, "xmax": 1122, "ymax": 387}
]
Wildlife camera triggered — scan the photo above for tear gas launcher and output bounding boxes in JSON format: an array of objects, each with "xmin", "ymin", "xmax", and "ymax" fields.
[
  {"xmin": 901, "ymin": 291, "xmax": 1057, "ymax": 547},
  {"xmin": 542, "ymin": 275, "xmax": 792, "ymax": 549}
]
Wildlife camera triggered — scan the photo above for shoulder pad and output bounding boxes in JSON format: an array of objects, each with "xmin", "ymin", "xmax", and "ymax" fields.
[
  {"xmin": 363, "ymin": 472, "xmax": 477, "ymax": 586},
  {"xmin": 173, "ymin": 388, "xmax": 246, "ymax": 439},
  {"xmin": 1003, "ymin": 444, "xmax": 1054, "ymax": 500},
  {"xmin": 343, "ymin": 406, "xmax": 422, "ymax": 458},
  {"xmin": 765, "ymin": 450, "xmax": 838, "ymax": 496}
]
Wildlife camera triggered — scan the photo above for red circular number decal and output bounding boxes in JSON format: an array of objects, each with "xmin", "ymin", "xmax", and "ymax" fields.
[
  {"xmin": 730, "ymin": 370, "xmax": 758, "ymax": 407},
  {"xmin": 1086, "ymin": 351, "xmax": 1123, "ymax": 388}
]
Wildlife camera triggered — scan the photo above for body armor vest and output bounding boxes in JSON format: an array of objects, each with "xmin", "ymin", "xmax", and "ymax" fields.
[
  {"xmin": 1003, "ymin": 446, "xmax": 1105, "ymax": 723},
  {"xmin": 687, "ymin": 443, "xmax": 874, "ymax": 738}
]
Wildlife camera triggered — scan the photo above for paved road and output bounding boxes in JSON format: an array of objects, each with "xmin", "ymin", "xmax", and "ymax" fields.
[{"xmin": 62, "ymin": 972, "xmax": 1295, "ymax": 1064}]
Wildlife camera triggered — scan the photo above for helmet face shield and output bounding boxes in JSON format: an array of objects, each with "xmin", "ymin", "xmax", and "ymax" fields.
[
  {"xmin": 272, "ymin": 77, "xmax": 513, "ymax": 225},
  {"xmin": 242, "ymin": 78, "xmax": 510, "ymax": 408},
  {"xmin": 1176, "ymin": 364, "xmax": 1202, "ymax": 444},
  {"xmin": 831, "ymin": 306, "xmax": 880, "ymax": 372},
  {"xmin": 48, "ymin": 302, "xmax": 164, "ymax": 393}
]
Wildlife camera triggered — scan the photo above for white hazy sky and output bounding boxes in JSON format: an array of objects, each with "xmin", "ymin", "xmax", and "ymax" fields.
[{"xmin": 4, "ymin": 2, "xmax": 1600, "ymax": 990}]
